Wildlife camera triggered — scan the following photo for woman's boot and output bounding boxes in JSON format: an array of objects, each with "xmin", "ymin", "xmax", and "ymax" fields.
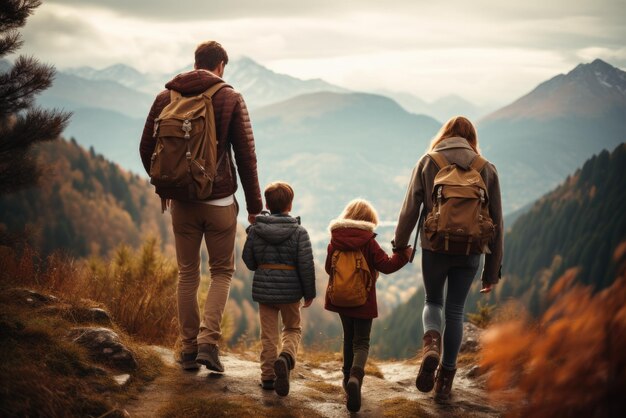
[
  {"xmin": 346, "ymin": 366, "xmax": 365, "ymax": 412},
  {"xmin": 415, "ymin": 330, "xmax": 441, "ymax": 392},
  {"xmin": 342, "ymin": 367, "xmax": 350, "ymax": 392},
  {"xmin": 434, "ymin": 366, "xmax": 456, "ymax": 402}
]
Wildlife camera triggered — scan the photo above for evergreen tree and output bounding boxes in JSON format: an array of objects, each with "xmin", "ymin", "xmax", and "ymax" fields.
[{"xmin": 0, "ymin": 0, "xmax": 70, "ymax": 195}]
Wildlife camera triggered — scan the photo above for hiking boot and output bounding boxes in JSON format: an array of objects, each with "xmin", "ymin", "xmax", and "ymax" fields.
[
  {"xmin": 434, "ymin": 366, "xmax": 457, "ymax": 402},
  {"xmin": 346, "ymin": 366, "xmax": 365, "ymax": 412},
  {"xmin": 415, "ymin": 330, "xmax": 441, "ymax": 392},
  {"xmin": 341, "ymin": 368, "xmax": 350, "ymax": 392},
  {"xmin": 196, "ymin": 344, "xmax": 224, "ymax": 373},
  {"xmin": 260, "ymin": 379, "xmax": 275, "ymax": 390},
  {"xmin": 180, "ymin": 351, "xmax": 200, "ymax": 371},
  {"xmin": 274, "ymin": 352, "xmax": 293, "ymax": 397}
]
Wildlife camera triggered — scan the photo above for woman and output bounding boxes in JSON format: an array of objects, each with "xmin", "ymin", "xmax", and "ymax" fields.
[{"xmin": 393, "ymin": 116, "xmax": 503, "ymax": 401}]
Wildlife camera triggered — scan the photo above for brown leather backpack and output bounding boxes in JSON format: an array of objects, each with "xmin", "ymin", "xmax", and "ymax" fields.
[
  {"xmin": 423, "ymin": 152, "xmax": 496, "ymax": 255},
  {"xmin": 149, "ymin": 83, "xmax": 226, "ymax": 204}
]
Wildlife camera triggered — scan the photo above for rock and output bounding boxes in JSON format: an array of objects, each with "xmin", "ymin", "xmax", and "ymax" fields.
[
  {"xmin": 460, "ymin": 322, "xmax": 483, "ymax": 353},
  {"xmin": 68, "ymin": 327, "xmax": 138, "ymax": 371},
  {"xmin": 10, "ymin": 288, "xmax": 58, "ymax": 306},
  {"xmin": 113, "ymin": 374, "xmax": 131, "ymax": 386},
  {"xmin": 79, "ymin": 307, "xmax": 112, "ymax": 324},
  {"xmin": 466, "ymin": 365, "xmax": 482, "ymax": 378}
]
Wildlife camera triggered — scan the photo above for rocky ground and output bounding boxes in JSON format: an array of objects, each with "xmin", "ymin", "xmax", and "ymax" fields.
[
  {"xmin": 126, "ymin": 324, "xmax": 503, "ymax": 418},
  {"xmin": 1, "ymin": 287, "xmax": 503, "ymax": 417}
]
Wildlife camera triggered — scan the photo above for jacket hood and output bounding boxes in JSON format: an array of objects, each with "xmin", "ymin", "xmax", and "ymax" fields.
[
  {"xmin": 328, "ymin": 218, "xmax": 376, "ymax": 250},
  {"xmin": 165, "ymin": 69, "xmax": 224, "ymax": 95},
  {"xmin": 432, "ymin": 136, "xmax": 477, "ymax": 169},
  {"xmin": 253, "ymin": 214, "xmax": 300, "ymax": 244}
]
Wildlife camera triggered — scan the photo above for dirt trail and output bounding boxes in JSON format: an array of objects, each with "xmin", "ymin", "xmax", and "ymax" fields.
[{"xmin": 125, "ymin": 346, "xmax": 503, "ymax": 418}]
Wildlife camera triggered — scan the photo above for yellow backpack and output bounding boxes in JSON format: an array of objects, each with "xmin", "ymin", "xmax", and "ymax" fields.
[
  {"xmin": 149, "ymin": 83, "xmax": 226, "ymax": 203},
  {"xmin": 326, "ymin": 250, "xmax": 374, "ymax": 307}
]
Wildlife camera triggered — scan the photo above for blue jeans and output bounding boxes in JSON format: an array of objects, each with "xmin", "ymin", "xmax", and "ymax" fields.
[{"xmin": 422, "ymin": 249, "xmax": 480, "ymax": 370}]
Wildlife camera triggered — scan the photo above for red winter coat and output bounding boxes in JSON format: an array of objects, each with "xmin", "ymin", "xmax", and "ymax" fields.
[
  {"xmin": 139, "ymin": 69, "xmax": 263, "ymax": 215},
  {"xmin": 324, "ymin": 219, "xmax": 409, "ymax": 319}
]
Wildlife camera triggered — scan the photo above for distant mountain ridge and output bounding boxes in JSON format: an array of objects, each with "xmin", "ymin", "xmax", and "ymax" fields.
[
  {"xmin": 65, "ymin": 56, "xmax": 348, "ymax": 109},
  {"xmin": 380, "ymin": 90, "xmax": 495, "ymax": 122},
  {"xmin": 478, "ymin": 59, "xmax": 626, "ymax": 213},
  {"xmin": 483, "ymin": 59, "xmax": 626, "ymax": 122}
]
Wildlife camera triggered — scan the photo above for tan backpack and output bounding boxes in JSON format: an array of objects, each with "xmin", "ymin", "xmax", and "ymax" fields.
[
  {"xmin": 326, "ymin": 250, "xmax": 374, "ymax": 307},
  {"xmin": 149, "ymin": 83, "xmax": 227, "ymax": 204},
  {"xmin": 423, "ymin": 152, "xmax": 496, "ymax": 255}
]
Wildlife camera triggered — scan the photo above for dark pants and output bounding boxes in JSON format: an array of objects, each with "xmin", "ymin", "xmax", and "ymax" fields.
[
  {"xmin": 422, "ymin": 249, "xmax": 480, "ymax": 370},
  {"xmin": 339, "ymin": 314, "xmax": 373, "ymax": 372}
]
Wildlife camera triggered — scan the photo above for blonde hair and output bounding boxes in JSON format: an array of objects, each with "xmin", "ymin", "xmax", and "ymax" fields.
[
  {"xmin": 340, "ymin": 199, "xmax": 379, "ymax": 225},
  {"xmin": 429, "ymin": 116, "xmax": 480, "ymax": 154}
]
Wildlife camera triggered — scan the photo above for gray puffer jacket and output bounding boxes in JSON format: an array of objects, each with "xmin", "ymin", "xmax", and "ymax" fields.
[{"xmin": 242, "ymin": 214, "xmax": 316, "ymax": 304}]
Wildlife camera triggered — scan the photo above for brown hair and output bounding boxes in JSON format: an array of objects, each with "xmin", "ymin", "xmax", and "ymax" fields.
[
  {"xmin": 429, "ymin": 116, "xmax": 480, "ymax": 154},
  {"xmin": 340, "ymin": 199, "xmax": 379, "ymax": 226},
  {"xmin": 264, "ymin": 182, "xmax": 294, "ymax": 213},
  {"xmin": 195, "ymin": 41, "xmax": 229, "ymax": 71}
]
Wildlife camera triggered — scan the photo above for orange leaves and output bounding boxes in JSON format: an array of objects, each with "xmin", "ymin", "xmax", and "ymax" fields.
[{"xmin": 481, "ymin": 271, "xmax": 626, "ymax": 417}]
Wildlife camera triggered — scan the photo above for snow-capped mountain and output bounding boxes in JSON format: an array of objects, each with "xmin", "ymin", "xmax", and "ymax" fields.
[
  {"xmin": 478, "ymin": 59, "xmax": 626, "ymax": 212},
  {"xmin": 483, "ymin": 59, "xmax": 626, "ymax": 122},
  {"xmin": 65, "ymin": 57, "xmax": 348, "ymax": 109}
]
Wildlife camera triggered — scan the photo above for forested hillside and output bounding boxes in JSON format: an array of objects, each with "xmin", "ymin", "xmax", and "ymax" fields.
[
  {"xmin": 0, "ymin": 138, "xmax": 172, "ymax": 257},
  {"xmin": 503, "ymin": 142, "xmax": 626, "ymax": 292}
]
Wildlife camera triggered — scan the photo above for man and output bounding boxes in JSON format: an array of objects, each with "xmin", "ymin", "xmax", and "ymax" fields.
[{"xmin": 140, "ymin": 41, "xmax": 263, "ymax": 372}]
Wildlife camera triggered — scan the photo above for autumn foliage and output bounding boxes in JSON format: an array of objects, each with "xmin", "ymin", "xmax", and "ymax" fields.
[{"xmin": 481, "ymin": 246, "xmax": 626, "ymax": 417}]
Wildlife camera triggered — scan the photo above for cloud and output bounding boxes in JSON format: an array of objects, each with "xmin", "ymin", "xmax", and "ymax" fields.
[{"xmin": 15, "ymin": 1, "xmax": 626, "ymax": 104}]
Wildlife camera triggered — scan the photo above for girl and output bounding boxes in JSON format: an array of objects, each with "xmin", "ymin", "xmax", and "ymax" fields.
[
  {"xmin": 393, "ymin": 116, "xmax": 503, "ymax": 401},
  {"xmin": 325, "ymin": 199, "xmax": 412, "ymax": 412}
]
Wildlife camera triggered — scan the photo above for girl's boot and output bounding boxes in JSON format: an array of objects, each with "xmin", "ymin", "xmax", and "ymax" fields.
[
  {"xmin": 346, "ymin": 366, "xmax": 365, "ymax": 412},
  {"xmin": 434, "ymin": 366, "xmax": 456, "ymax": 402}
]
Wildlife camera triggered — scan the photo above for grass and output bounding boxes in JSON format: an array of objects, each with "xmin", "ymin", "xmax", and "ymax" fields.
[
  {"xmin": 304, "ymin": 380, "xmax": 341, "ymax": 394},
  {"xmin": 0, "ymin": 286, "xmax": 163, "ymax": 417},
  {"xmin": 382, "ymin": 398, "xmax": 435, "ymax": 418},
  {"xmin": 365, "ymin": 361, "xmax": 385, "ymax": 379},
  {"xmin": 158, "ymin": 384, "xmax": 326, "ymax": 418}
]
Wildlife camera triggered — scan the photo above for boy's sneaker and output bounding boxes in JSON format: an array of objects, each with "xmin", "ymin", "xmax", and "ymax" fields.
[
  {"xmin": 196, "ymin": 343, "xmax": 224, "ymax": 373},
  {"xmin": 274, "ymin": 353, "xmax": 292, "ymax": 396},
  {"xmin": 260, "ymin": 379, "xmax": 275, "ymax": 390},
  {"xmin": 179, "ymin": 351, "xmax": 200, "ymax": 371}
]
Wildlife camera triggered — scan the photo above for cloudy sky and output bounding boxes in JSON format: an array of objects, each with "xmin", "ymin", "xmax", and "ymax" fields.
[{"xmin": 17, "ymin": 0, "xmax": 626, "ymax": 105}]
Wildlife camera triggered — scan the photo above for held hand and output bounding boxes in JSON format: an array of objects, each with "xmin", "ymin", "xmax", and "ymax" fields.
[
  {"xmin": 248, "ymin": 213, "xmax": 257, "ymax": 224},
  {"xmin": 402, "ymin": 246, "xmax": 413, "ymax": 260},
  {"xmin": 480, "ymin": 283, "xmax": 493, "ymax": 294},
  {"xmin": 302, "ymin": 298, "xmax": 313, "ymax": 308}
]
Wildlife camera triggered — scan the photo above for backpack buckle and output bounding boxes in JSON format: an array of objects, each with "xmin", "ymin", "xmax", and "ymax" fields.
[
  {"xmin": 182, "ymin": 120, "xmax": 192, "ymax": 139},
  {"xmin": 479, "ymin": 189, "xmax": 485, "ymax": 203}
]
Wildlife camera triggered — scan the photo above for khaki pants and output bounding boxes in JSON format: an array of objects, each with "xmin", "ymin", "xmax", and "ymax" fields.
[
  {"xmin": 171, "ymin": 200, "xmax": 237, "ymax": 353},
  {"xmin": 258, "ymin": 302, "xmax": 302, "ymax": 380}
]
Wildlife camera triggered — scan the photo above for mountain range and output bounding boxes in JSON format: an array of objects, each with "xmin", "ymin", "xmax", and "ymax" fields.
[
  {"xmin": 4, "ymin": 55, "xmax": 625, "ymax": 310},
  {"xmin": 478, "ymin": 59, "xmax": 626, "ymax": 212}
]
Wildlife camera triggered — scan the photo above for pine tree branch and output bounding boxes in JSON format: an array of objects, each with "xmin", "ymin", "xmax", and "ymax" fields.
[
  {"xmin": 0, "ymin": 0, "xmax": 41, "ymax": 32},
  {"xmin": 0, "ymin": 30, "xmax": 22, "ymax": 56},
  {"xmin": 0, "ymin": 107, "xmax": 71, "ymax": 153},
  {"xmin": 0, "ymin": 55, "xmax": 55, "ymax": 117}
]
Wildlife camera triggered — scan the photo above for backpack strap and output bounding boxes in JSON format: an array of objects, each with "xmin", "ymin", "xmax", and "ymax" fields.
[
  {"xmin": 170, "ymin": 90, "xmax": 182, "ymax": 101},
  {"xmin": 428, "ymin": 152, "xmax": 450, "ymax": 170},
  {"xmin": 202, "ymin": 82, "xmax": 228, "ymax": 98},
  {"xmin": 470, "ymin": 155, "xmax": 488, "ymax": 172}
]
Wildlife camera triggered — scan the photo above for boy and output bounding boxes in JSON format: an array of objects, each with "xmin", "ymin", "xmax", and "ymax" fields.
[{"xmin": 242, "ymin": 182, "xmax": 316, "ymax": 396}]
